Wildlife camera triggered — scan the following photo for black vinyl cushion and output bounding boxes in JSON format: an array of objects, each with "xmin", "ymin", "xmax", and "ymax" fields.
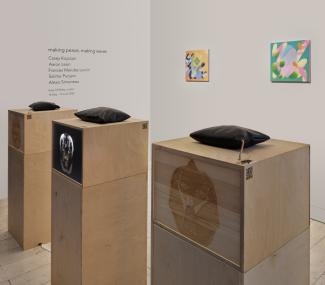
[
  {"xmin": 29, "ymin": 101, "xmax": 60, "ymax": 111},
  {"xmin": 75, "ymin": 107, "xmax": 130, "ymax": 124},
  {"xmin": 190, "ymin": 125, "xmax": 270, "ymax": 149}
]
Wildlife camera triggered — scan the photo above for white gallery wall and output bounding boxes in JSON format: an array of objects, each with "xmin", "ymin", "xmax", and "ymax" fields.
[
  {"xmin": 0, "ymin": 0, "xmax": 150, "ymax": 198},
  {"xmin": 151, "ymin": 0, "xmax": 325, "ymax": 222},
  {"xmin": 1, "ymin": 0, "xmax": 325, "ymax": 222}
]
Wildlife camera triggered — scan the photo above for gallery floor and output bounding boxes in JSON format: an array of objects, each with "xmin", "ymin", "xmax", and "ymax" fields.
[{"xmin": 0, "ymin": 199, "xmax": 324, "ymax": 285}]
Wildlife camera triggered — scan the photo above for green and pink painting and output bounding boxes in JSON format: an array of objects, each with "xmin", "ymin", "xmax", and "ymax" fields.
[{"xmin": 271, "ymin": 40, "xmax": 311, "ymax": 83}]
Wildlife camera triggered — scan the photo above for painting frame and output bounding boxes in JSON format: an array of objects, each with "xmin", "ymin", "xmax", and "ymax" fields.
[
  {"xmin": 270, "ymin": 40, "xmax": 311, "ymax": 83},
  {"xmin": 185, "ymin": 49, "xmax": 209, "ymax": 82}
]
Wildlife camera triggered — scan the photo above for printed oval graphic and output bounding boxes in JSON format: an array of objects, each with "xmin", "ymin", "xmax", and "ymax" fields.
[{"xmin": 169, "ymin": 160, "xmax": 218, "ymax": 246}]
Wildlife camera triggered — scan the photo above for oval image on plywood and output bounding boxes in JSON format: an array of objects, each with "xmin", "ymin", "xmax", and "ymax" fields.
[{"xmin": 169, "ymin": 160, "xmax": 218, "ymax": 246}]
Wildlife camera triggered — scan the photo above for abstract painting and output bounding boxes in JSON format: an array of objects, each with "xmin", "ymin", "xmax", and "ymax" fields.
[
  {"xmin": 185, "ymin": 50, "xmax": 209, "ymax": 82},
  {"xmin": 271, "ymin": 40, "xmax": 311, "ymax": 83}
]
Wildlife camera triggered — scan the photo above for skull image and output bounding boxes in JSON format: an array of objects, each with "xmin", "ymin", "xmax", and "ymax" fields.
[
  {"xmin": 169, "ymin": 160, "xmax": 218, "ymax": 246},
  {"xmin": 59, "ymin": 133, "xmax": 74, "ymax": 175}
]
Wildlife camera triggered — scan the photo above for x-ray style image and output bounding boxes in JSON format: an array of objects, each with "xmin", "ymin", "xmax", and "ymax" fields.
[
  {"xmin": 59, "ymin": 133, "xmax": 74, "ymax": 175},
  {"xmin": 53, "ymin": 123, "xmax": 83, "ymax": 183}
]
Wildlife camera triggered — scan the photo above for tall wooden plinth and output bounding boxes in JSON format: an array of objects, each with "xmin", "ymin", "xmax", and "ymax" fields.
[
  {"xmin": 51, "ymin": 118, "xmax": 148, "ymax": 285},
  {"xmin": 8, "ymin": 108, "xmax": 77, "ymax": 250}
]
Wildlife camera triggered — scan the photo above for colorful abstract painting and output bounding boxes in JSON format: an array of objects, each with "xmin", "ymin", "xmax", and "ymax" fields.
[
  {"xmin": 271, "ymin": 40, "xmax": 311, "ymax": 83},
  {"xmin": 185, "ymin": 50, "xmax": 209, "ymax": 82}
]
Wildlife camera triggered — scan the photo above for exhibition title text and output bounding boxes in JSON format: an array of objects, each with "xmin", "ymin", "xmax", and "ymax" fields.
[{"xmin": 48, "ymin": 47, "xmax": 108, "ymax": 97}]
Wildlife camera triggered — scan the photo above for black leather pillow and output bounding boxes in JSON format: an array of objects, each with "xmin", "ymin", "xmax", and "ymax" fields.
[
  {"xmin": 75, "ymin": 107, "xmax": 130, "ymax": 124},
  {"xmin": 190, "ymin": 126, "xmax": 270, "ymax": 149},
  {"xmin": 29, "ymin": 101, "xmax": 60, "ymax": 111}
]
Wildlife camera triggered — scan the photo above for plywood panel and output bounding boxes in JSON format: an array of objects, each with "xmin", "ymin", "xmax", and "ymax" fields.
[
  {"xmin": 82, "ymin": 173, "xmax": 147, "ymax": 285},
  {"xmin": 155, "ymin": 149, "xmax": 241, "ymax": 188},
  {"xmin": 153, "ymin": 148, "xmax": 241, "ymax": 265},
  {"xmin": 23, "ymin": 152, "xmax": 51, "ymax": 249},
  {"xmin": 243, "ymin": 229, "xmax": 310, "ymax": 285},
  {"xmin": 51, "ymin": 171, "xmax": 82, "ymax": 285},
  {"xmin": 8, "ymin": 111, "xmax": 24, "ymax": 152},
  {"xmin": 8, "ymin": 147, "xmax": 24, "ymax": 248},
  {"xmin": 83, "ymin": 120, "xmax": 148, "ymax": 187},
  {"xmin": 154, "ymin": 138, "xmax": 307, "ymax": 168},
  {"xmin": 152, "ymin": 225, "xmax": 242, "ymax": 285},
  {"xmin": 243, "ymin": 146, "xmax": 310, "ymax": 271},
  {"xmin": 53, "ymin": 117, "xmax": 144, "ymax": 129},
  {"xmin": 8, "ymin": 149, "xmax": 53, "ymax": 250},
  {"xmin": 152, "ymin": 225, "xmax": 309, "ymax": 285},
  {"xmin": 9, "ymin": 108, "xmax": 77, "ymax": 155},
  {"xmin": 24, "ymin": 109, "xmax": 77, "ymax": 154}
]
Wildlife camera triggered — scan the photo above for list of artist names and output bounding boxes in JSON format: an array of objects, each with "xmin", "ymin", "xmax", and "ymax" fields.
[{"xmin": 48, "ymin": 48, "xmax": 107, "ymax": 96}]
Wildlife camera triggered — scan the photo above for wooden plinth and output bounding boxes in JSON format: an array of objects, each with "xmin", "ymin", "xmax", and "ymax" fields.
[
  {"xmin": 152, "ymin": 137, "xmax": 310, "ymax": 277},
  {"xmin": 8, "ymin": 108, "xmax": 77, "ymax": 249},
  {"xmin": 51, "ymin": 118, "xmax": 148, "ymax": 285},
  {"xmin": 152, "ymin": 225, "xmax": 310, "ymax": 285}
]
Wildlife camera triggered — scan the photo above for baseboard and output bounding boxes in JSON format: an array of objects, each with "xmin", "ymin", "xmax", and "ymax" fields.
[{"xmin": 311, "ymin": 205, "xmax": 325, "ymax": 223}]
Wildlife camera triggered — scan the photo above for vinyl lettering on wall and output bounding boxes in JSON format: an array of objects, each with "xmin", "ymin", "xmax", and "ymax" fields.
[{"xmin": 48, "ymin": 48, "xmax": 108, "ymax": 96}]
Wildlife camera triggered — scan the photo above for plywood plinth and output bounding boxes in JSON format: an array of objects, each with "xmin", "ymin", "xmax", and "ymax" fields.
[
  {"xmin": 8, "ymin": 108, "xmax": 77, "ymax": 249},
  {"xmin": 52, "ymin": 118, "xmax": 148, "ymax": 285},
  {"xmin": 152, "ymin": 137, "xmax": 310, "ymax": 274}
]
